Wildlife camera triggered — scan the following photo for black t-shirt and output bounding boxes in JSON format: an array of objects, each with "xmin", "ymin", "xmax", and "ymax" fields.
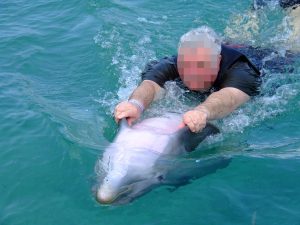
[
  {"xmin": 141, "ymin": 47, "xmax": 261, "ymax": 97},
  {"xmin": 279, "ymin": 0, "xmax": 300, "ymax": 8},
  {"xmin": 255, "ymin": 0, "xmax": 300, "ymax": 9}
]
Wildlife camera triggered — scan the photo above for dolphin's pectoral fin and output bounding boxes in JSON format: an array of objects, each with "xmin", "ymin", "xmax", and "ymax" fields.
[
  {"xmin": 176, "ymin": 123, "xmax": 220, "ymax": 152},
  {"xmin": 166, "ymin": 186, "xmax": 179, "ymax": 192},
  {"xmin": 164, "ymin": 156, "xmax": 231, "ymax": 192},
  {"xmin": 166, "ymin": 178, "xmax": 191, "ymax": 192}
]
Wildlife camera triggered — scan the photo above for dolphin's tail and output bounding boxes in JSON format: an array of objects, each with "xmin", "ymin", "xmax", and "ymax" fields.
[{"xmin": 177, "ymin": 123, "xmax": 220, "ymax": 152}]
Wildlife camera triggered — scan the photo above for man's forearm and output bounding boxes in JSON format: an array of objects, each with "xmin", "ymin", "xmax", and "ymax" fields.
[
  {"xmin": 195, "ymin": 87, "xmax": 250, "ymax": 120},
  {"xmin": 129, "ymin": 80, "xmax": 160, "ymax": 110}
]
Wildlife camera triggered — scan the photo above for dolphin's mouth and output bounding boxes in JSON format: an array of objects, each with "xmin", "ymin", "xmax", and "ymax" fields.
[
  {"xmin": 96, "ymin": 177, "xmax": 157, "ymax": 205},
  {"xmin": 96, "ymin": 185, "xmax": 133, "ymax": 204}
]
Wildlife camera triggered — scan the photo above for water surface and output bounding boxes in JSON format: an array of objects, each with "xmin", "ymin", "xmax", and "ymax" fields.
[{"xmin": 1, "ymin": 0, "xmax": 300, "ymax": 224}]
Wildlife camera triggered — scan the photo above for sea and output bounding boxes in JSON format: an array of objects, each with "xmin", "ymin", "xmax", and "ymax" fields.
[{"xmin": 1, "ymin": 0, "xmax": 300, "ymax": 224}]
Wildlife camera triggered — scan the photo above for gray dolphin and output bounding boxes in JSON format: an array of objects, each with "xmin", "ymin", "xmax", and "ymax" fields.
[{"xmin": 95, "ymin": 113, "xmax": 229, "ymax": 204}]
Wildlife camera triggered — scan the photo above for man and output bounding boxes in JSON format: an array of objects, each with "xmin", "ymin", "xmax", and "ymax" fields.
[{"xmin": 114, "ymin": 26, "xmax": 261, "ymax": 133}]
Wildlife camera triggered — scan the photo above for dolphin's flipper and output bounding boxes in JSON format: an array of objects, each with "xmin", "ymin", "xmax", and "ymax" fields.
[{"xmin": 177, "ymin": 123, "xmax": 220, "ymax": 152}]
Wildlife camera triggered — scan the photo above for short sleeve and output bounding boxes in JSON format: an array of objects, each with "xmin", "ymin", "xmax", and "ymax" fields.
[
  {"xmin": 221, "ymin": 61, "xmax": 262, "ymax": 96},
  {"xmin": 141, "ymin": 56, "xmax": 180, "ymax": 87}
]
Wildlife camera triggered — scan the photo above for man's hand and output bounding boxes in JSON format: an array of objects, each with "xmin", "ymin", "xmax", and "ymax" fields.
[
  {"xmin": 178, "ymin": 109, "xmax": 208, "ymax": 133},
  {"xmin": 114, "ymin": 101, "xmax": 141, "ymax": 126}
]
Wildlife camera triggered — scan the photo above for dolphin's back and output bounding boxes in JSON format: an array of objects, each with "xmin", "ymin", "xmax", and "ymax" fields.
[
  {"xmin": 116, "ymin": 115, "xmax": 183, "ymax": 155},
  {"xmin": 119, "ymin": 114, "xmax": 219, "ymax": 153}
]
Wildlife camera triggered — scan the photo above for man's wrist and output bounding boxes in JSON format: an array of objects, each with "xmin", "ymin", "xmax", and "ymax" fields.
[{"xmin": 128, "ymin": 99, "xmax": 145, "ymax": 113}]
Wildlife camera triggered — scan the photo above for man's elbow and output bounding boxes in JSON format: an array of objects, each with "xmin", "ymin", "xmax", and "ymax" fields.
[{"xmin": 220, "ymin": 87, "xmax": 250, "ymax": 109}]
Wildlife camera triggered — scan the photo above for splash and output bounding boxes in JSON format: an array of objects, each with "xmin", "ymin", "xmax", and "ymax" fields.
[
  {"xmin": 225, "ymin": 2, "xmax": 300, "ymax": 51},
  {"xmin": 93, "ymin": 12, "xmax": 300, "ymax": 162},
  {"xmin": 224, "ymin": 10, "xmax": 261, "ymax": 45},
  {"xmin": 270, "ymin": 7, "xmax": 300, "ymax": 52},
  {"xmin": 223, "ymin": 2, "xmax": 300, "ymax": 136},
  {"xmin": 94, "ymin": 26, "xmax": 156, "ymax": 115}
]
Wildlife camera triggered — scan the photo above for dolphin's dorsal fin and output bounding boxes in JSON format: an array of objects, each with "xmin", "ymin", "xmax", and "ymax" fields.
[
  {"xmin": 119, "ymin": 118, "xmax": 130, "ymax": 131},
  {"xmin": 176, "ymin": 123, "xmax": 220, "ymax": 152}
]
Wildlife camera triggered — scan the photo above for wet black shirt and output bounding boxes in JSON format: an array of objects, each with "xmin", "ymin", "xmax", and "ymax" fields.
[
  {"xmin": 141, "ymin": 45, "xmax": 262, "ymax": 97},
  {"xmin": 255, "ymin": 0, "xmax": 300, "ymax": 9},
  {"xmin": 280, "ymin": 0, "xmax": 300, "ymax": 8}
]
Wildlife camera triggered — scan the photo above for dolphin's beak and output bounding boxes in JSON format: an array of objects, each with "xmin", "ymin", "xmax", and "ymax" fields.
[
  {"xmin": 96, "ymin": 186, "xmax": 115, "ymax": 204},
  {"xmin": 96, "ymin": 184, "xmax": 131, "ymax": 204}
]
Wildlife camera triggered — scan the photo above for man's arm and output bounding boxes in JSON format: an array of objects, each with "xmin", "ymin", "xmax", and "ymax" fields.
[
  {"xmin": 115, "ymin": 56, "xmax": 178, "ymax": 125},
  {"xmin": 114, "ymin": 80, "xmax": 162, "ymax": 125},
  {"xmin": 129, "ymin": 80, "xmax": 163, "ymax": 109},
  {"xmin": 180, "ymin": 87, "xmax": 250, "ymax": 132},
  {"xmin": 197, "ymin": 87, "xmax": 250, "ymax": 120}
]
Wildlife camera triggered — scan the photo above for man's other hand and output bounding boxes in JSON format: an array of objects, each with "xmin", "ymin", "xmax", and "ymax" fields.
[
  {"xmin": 114, "ymin": 101, "xmax": 141, "ymax": 126},
  {"xmin": 178, "ymin": 110, "xmax": 208, "ymax": 133}
]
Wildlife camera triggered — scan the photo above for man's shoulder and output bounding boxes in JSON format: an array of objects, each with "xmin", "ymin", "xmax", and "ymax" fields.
[
  {"xmin": 145, "ymin": 55, "xmax": 177, "ymax": 68},
  {"xmin": 220, "ymin": 45, "xmax": 260, "ymax": 75},
  {"xmin": 215, "ymin": 61, "xmax": 262, "ymax": 96},
  {"xmin": 141, "ymin": 55, "xmax": 180, "ymax": 87},
  {"xmin": 158, "ymin": 55, "xmax": 177, "ymax": 64}
]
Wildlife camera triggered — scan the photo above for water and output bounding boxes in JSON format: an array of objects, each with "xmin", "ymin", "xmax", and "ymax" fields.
[{"xmin": 1, "ymin": 0, "xmax": 300, "ymax": 224}]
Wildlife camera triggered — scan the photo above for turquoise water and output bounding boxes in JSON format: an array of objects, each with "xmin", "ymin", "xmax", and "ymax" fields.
[{"xmin": 1, "ymin": 0, "xmax": 300, "ymax": 224}]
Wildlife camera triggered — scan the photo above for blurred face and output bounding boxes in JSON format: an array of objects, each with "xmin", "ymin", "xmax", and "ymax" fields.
[{"xmin": 177, "ymin": 47, "xmax": 221, "ymax": 91}]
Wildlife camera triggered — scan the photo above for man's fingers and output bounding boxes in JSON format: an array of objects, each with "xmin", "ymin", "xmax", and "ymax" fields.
[
  {"xmin": 186, "ymin": 120, "xmax": 196, "ymax": 133},
  {"xmin": 186, "ymin": 118, "xmax": 203, "ymax": 133},
  {"xmin": 115, "ymin": 109, "xmax": 132, "ymax": 119},
  {"xmin": 114, "ymin": 101, "xmax": 141, "ymax": 126},
  {"xmin": 186, "ymin": 110, "xmax": 209, "ymax": 132},
  {"xmin": 117, "ymin": 112, "xmax": 125, "ymax": 119},
  {"xmin": 182, "ymin": 115, "xmax": 195, "ymax": 132},
  {"xmin": 114, "ymin": 102, "xmax": 131, "ymax": 117},
  {"xmin": 127, "ymin": 118, "xmax": 135, "ymax": 126},
  {"xmin": 178, "ymin": 122, "xmax": 186, "ymax": 129},
  {"xmin": 183, "ymin": 115, "xmax": 192, "ymax": 124}
]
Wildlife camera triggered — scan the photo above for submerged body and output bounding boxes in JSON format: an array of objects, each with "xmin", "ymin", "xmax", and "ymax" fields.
[{"xmin": 96, "ymin": 114, "xmax": 227, "ymax": 204}]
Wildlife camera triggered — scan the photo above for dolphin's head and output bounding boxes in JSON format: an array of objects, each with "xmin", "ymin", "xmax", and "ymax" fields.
[
  {"xmin": 96, "ymin": 172, "xmax": 133, "ymax": 204},
  {"xmin": 96, "ymin": 174, "xmax": 158, "ymax": 204},
  {"xmin": 95, "ymin": 146, "xmax": 162, "ymax": 204}
]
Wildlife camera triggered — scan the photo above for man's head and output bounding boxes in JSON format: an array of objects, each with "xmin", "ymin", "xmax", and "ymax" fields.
[{"xmin": 177, "ymin": 26, "xmax": 222, "ymax": 91}]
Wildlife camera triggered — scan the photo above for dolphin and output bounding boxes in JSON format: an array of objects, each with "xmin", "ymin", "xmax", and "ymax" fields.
[{"xmin": 95, "ymin": 113, "xmax": 229, "ymax": 205}]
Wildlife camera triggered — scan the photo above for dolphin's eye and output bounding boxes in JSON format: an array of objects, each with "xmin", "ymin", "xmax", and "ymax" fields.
[{"xmin": 157, "ymin": 175, "xmax": 164, "ymax": 182}]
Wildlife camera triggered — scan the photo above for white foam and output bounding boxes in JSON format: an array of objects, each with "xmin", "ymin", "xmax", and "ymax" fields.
[
  {"xmin": 94, "ymin": 18, "xmax": 300, "ymax": 153},
  {"xmin": 94, "ymin": 26, "xmax": 156, "ymax": 115},
  {"xmin": 137, "ymin": 17, "xmax": 162, "ymax": 25}
]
